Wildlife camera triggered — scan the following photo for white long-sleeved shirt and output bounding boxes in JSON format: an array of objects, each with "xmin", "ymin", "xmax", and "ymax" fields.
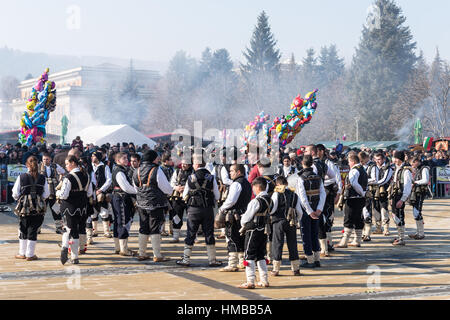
[
  {"xmin": 241, "ymin": 191, "xmax": 271, "ymax": 226},
  {"xmin": 365, "ymin": 164, "xmax": 379, "ymax": 186},
  {"xmin": 324, "ymin": 159, "xmax": 343, "ymax": 194},
  {"xmin": 92, "ymin": 162, "xmax": 112, "ymax": 192},
  {"xmin": 44, "ymin": 163, "xmax": 66, "ymax": 178},
  {"xmin": 376, "ymin": 163, "xmax": 393, "ymax": 186},
  {"xmin": 283, "ymin": 165, "xmax": 298, "ymax": 178},
  {"xmin": 182, "ymin": 169, "xmax": 220, "ymax": 201},
  {"xmin": 313, "ymin": 159, "xmax": 336, "ymax": 182},
  {"xmin": 348, "ymin": 165, "xmax": 367, "ymax": 198},
  {"xmin": 55, "ymin": 168, "xmax": 94, "ymax": 200},
  {"xmin": 132, "ymin": 166, "xmax": 173, "ymax": 196},
  {"xmin": 221, "ymin": 166, "xmax": 234, "ymax": 186},
  {"xmin": 414, "ymin": 167, "xmax": 430, "ymax": 186},
  {"xmin": 115, "ymin": 171, "xmax": 137, "ymax": 195},
  {"xmin": 170, "ymin": 168, "xmax": 191, "ymax": 188},
  {"xmin": 12, "ymin": 172, "xmax": 50, "ymax": 200},
  {"xmin": 394, "ymin": 165, "xmax": 413, "ymax": 202},
  {"xmin": 219, "ymin": 179, "xmax": 243, "ymax": 212},
  {"xmin": 295, "ymin": 175, "xmax": 326, "ymax": 216},
  {"xmin": 156, "ymin": 167, "xmax": 174, "ymax": 195},
  {"xmin": 205, "ymin": 162, "xmax": 215, "ymax": 175},
  {"xmin": 270, "ymin": 190, "xmax": 303, "ymax": 221}
]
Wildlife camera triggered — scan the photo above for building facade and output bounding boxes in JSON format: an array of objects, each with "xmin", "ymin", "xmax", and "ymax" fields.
[{"xmin": 3, "ymin": 64, "xmax": 160, "ymax": 137}]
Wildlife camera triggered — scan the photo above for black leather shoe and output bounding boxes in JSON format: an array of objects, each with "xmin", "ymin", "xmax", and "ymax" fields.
[
  {"xmin": 301, "ymin": 261, "xmax": 315, "ymax": 268},
  {"xmin": 314, "ymin": 261, "xmax": 321, "ymax": 268},
  {"xmin": 60, "ymin": 247, "xmax": 69, "ymax": 265}
]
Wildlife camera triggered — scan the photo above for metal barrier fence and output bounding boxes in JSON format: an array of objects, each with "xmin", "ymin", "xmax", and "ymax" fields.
[
  {"xmin": 0, "ymin": 179, "xmax": 9, "ymax": 205},
  {"xmin": 431, "ymin": 166, "xmax": 450, "ymax": 199}
]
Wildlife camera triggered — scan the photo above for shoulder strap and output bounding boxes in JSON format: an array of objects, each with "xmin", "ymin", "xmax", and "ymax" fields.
[
  {"xmin": 85, "ymin": 175, "xmax": 91, "ymax": 191},
  {"xmin": 191, "ymin": 173, "xmax": 202, "ymax": 190},
  {"xmin": 146, "ymin": 166, "xmax": 157, "ymax": 187},
  {"xmin": 70, "ymin": 172, "xmax": 83, "ymax": 191},
  {"xmin": 137, "ymin": 167, "xmax": 142, "ymax": 187}
]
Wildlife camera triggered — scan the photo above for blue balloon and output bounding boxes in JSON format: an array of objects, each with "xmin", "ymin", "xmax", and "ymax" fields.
[{"xmin": 23, "ymin": 112, "xmax": 33, "ymax": 129}]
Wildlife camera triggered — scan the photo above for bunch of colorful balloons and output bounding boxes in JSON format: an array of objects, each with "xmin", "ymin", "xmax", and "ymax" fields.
[
  {"xmin": 269, "ymin": 89, "xmax": 319, "ymax": 147},
  {"xmin": 243, "ymin": 111, "xmax": 270, "ymax": 148},
  {"xmin": 18, "ymin": 68, "xmax": 57, "ymax": 146}
]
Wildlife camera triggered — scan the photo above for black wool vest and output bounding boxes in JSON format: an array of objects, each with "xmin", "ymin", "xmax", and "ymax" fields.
[
  {"xmin": 229, "ymin": 176, "xmax": 252, "ymax": 213},
  {"xmin": 133, "ymin": 162, "xmax": 168, "ymax": 210},
  {"xmin": 186, "ymin": 168, "xmax": 215, "ymax": 208},
  {"xmin": 299, "ymin": 168, "xmax": 322, "ymax": 211},
  {"xmin": 272, "ymin": 188, "xmax": 298, "ymax": 223}
]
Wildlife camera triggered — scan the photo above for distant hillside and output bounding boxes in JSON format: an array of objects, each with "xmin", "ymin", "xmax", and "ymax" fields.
[{"xmin": 0, "ymin": 47, "xmax": 168, "ymax": 80}]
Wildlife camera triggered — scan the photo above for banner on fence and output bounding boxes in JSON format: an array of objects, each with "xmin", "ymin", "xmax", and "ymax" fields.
[
  {"xmin": 7, "ymin": 164, "xmax": 28, "ymax": 183},
  {"xmin": 436, "ymin": 166, "xmax": 450, "ymax": 183}
]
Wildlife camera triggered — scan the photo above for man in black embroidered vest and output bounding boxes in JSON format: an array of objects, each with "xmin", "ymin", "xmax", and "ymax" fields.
[
  {"xmin": 296, "ymin": 155, "xmax": 326, "ymax": 268},
  {"xmin": 238, "ymin": 177, "xmax": 273, "ymax": 289},
  {"xmin": 160, "ymin": 152, "xmax": 175, "ymax": 237},
  {"xmin": 57, "ymin": 156, "xmax": 93, "ymax": 265},
  {"xmin": 176, "ymin": 152, "xmax": 222, "ymax": 267},
  {"xmin": 91, "ymin": 151, "xmax": 112, "ymax": 238},
  {"xmin": 214, "ymin": 150, "xmax": 231, "ymax": 240},
  {"xmin": 359, "ymin": 151, "xmax": 378, "ymax": 242},
  {"xmin": 269, "ymin": 176, "xmax": 303, "ymax": 276},
  {"xmin": 372, "ymin": 152, "xmax": 393, "ymax": 236},
  {"xmin": 169, "ymin": 156, "xmax": 193, "ymax": 243},
  {"xmin": 257, "ymin": 157, "xmax": 276, "ymax": 264},
  {"xmin": 40, "ymin": 152, "xmax": 66, "ymax": 234},
  {"xmin": 133, "ymin": 150, "xmax": 173, "ymax": 262},
  {"xmin": 409, "ymin": 156, "xmax": 430, "ymax": 240},
  {"xmin": 389, "ymin": 150, "xmax": 413, "ymax": 246},
  {"xmin": 111, "ymin": 152, "xmax": 138, "ymax": 256},
  {"xmin": 277, "ymin": 155, "xmax": 298, "ymax": 179},
  {"xmin": 218, "ymin": 164, "xmax": 252, "ymax": 272},
  {"xmin": 336, "ymin": 153, "xmax": 368, "ymax": 248}
]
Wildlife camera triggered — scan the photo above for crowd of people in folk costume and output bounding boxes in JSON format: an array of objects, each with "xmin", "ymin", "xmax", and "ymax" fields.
[{"xmin": 10, "ymin": 138, "xmax": 435, "ymax": 289}]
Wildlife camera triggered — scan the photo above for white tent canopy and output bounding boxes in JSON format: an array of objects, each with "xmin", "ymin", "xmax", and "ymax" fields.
[{"xmin": 75, "ymin": 125, "xmax": 156, "ymax": 148}]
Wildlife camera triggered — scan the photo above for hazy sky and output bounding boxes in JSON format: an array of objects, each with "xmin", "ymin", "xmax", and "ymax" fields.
[{"xmin": 0, "ymin": 0, "xmax": 448, "ymax": 65}]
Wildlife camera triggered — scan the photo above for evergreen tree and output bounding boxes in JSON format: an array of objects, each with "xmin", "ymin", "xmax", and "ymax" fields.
[
  {"xmin": 198, "ymin": 47, "xmax": 213, "ymax": 82},
  {"xmin": 318, "ymin": 45, "xmax": 345, "ymax": 86},
  {"xmin": 348, "ymin": 0, "xmax": 418, "ymax": 140},
  {"xmin": 241, "ymin": 11, "xmax": 281, "ymax": 76},
  {"xmin": 210, "ymin": 49, "xmax": 234, "ymax": 75},
  {"xmin": 426, "ymin": 48, "xmax": 450, "ymax": 137},
  {"xmin": 300, "ymin": 48, "xmax": 320, "ymax": 89},
  {"xmin": 118, "ymin": 60, "xmax": 147, "ymax": 129},
  {"xmin": 166, "ymin": 50, "xmax": 199, "ymax": 94}
]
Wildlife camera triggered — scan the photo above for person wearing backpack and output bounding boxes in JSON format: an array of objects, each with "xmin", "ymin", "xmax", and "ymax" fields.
[
  {"xmin": 238, "ymin": 177, "xmax": 273, "ymax": 289},
  {"xmin": 132, "ymin": 150, "xmax": 173, "ymax": 262},
  {"xmin": 296, "ymin": 155, "xmax": 326, "ymax": 268},
  {"xmin": 176, "ymin": 151, "xmax": 222, "ymax": 267},
  {"xmin": 269, "ymin": 176, "xmax": 303, "ymax": 276},
  {"xmin": 12, "ymin": 156, "xmax": 49, "ymax": 261}
]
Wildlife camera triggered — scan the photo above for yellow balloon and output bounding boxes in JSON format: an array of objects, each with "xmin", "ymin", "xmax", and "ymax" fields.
[
  {"xmin": 20, "ymin": 119, "xmax": 26, "ymax": 128},
  {"xmin": 276, "ymin": 124, "xmax": 282, "ymax": 133},
  {"xmin": 305, "ymin": 91, "xmax": 314, "ymax": 100},
  {"xmin": 26, "ymin": 100, "xmax": 36, "ymax": 111}
]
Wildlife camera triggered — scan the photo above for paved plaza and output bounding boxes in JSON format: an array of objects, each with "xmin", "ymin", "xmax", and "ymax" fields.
[{"xmin": 0, "ymin": 199, "xmax": 449, "ymax": 300}]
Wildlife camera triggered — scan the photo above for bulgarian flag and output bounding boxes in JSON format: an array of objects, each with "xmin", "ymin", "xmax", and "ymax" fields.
[{"xmin": 423, "ymin": 137, "xmax": 433, "ymax": 151}]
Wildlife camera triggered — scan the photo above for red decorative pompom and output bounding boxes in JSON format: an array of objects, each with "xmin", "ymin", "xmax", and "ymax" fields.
[
  {"xmin": 265, "ymin": 259, "xmax": 270, "ymax": 265},
  {"xmin": 342, "ymin": 229, "xmax": 345, "ymax": 233},
  {"xmin": 243, "ymin": 260, "xmax": 249, "ymax": 267}
]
